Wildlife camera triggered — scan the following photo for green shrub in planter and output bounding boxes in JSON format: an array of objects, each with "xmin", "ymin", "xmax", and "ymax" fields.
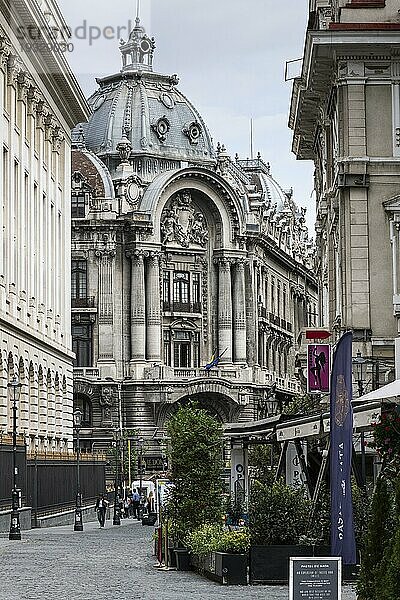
[
  {"xmin": 186, "ymin": 523, "xmax": 250, "ymax": 556},
  {"xmin": 250, "ymin": 479, "xmax": 311, "ymax": 545},
  {"xmin": 185, "ymin": 524, "xmax": 222, "ymax": 556},
  {"xmin": 165, "ymin": 403, "xmax": 224, "ymax": 543},
  {"xmin": 217, "ymin": 528, "xmax": 251, "ymax": 554}
]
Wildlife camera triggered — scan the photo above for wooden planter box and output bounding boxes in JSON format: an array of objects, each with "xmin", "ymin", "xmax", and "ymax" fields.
[
  {"xmin": 191, "ymin": 551, "xmax": 248, "ymax": 585},
  {"xmin": 249, "ymin": 545, "xmax": 360, "ymax": 584}
]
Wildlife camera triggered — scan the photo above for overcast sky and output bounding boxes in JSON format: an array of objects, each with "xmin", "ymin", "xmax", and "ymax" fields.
[{"xmin": 57, "ymin": 0, "xmax": 315, "ymax": 230}]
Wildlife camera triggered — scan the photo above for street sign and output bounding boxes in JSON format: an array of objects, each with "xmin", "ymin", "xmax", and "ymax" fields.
[{"xmin": 289, "ymin": 557, "xmax": 341, "ymax": 600}]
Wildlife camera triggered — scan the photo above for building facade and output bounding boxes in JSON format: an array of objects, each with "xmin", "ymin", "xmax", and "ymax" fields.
[
  {"xmin": 71, "ymin": 17, "xmax": 318, "ymax": 469},
  {"xmin": 289, "ymin": 0, "xmax": 400, "ymax": 387},
  {"xmin": 0, "ymin": 1, "xmax": 89, "ymax": 452}
]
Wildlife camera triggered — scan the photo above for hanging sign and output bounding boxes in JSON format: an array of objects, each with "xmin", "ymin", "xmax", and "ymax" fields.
[{"xmin": 307, "ymin": 344, "xmax": 331, "ymax": 393}]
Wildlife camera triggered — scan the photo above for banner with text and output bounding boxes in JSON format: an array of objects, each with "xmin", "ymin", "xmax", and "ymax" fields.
[{"xmin": 330, "ymin": 331, "xmax": 356, "ymax": 565}]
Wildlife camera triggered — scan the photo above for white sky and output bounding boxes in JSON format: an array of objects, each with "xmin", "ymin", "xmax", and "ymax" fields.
[{"xmin": 57, "ymin": 0, "xmax": 315, "ymax": 230}]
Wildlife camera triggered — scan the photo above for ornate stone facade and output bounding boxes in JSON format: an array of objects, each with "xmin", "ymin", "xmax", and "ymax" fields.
[
  {"xmin": 289, "ymin": 0, "xmax": 400, "ymax": 386},
  {"xmin": 71, "ymin": 16, "xmax": 318, "ymax": 468},
  {"xmin": 0, "ymin": 2, "xmax": 89, "ymax": 452}
]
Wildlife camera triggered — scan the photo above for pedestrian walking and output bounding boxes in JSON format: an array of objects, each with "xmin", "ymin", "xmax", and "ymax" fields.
[
  {"xmin": 132, "ymin": 488, "xmax": 140, "ymax": 519},
  {"xmin": 123, "ymin": 496, "xmax": 131, "ymax": 518},
  {"xmin": 95, "ymin": 494, "xmax": 109, "ymax": 528}
]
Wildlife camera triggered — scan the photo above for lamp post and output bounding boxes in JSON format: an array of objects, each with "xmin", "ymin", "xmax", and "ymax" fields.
[
  {"xmin": 352, "ymin": 350, "xmax": 368, "ymax": 487},
  {"xmin": 353, "ymin": 350, "xmax": 367, "ymax": 397},
  {"xmin": 138, "ymin": 436, "xmax": 144, "ymax": 519},
  {"xmin": 73, "ymin": 408, "xmax": 83, "ymax": 532},
  {"xmin": 8, "ymin": 376, "xmax": 22, "ymax": 541},
  {"xmin": 113, "ymin": 429, "xmax": 121, "ymax": 525}
]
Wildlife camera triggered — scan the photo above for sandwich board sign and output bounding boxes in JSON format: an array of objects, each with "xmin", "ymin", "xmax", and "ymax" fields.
[{"xmin": 289, "ymin": 557, "xmax": 341, "ymax": 600}]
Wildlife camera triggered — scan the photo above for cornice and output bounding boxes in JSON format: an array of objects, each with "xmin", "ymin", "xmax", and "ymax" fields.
[{"xmin": 0, "ymin": 2, "xmax": 89, "ymax": 127}]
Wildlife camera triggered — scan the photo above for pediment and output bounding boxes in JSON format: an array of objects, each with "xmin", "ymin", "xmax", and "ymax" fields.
[{"xmin": 383, "ymin": 195, "xmax": 400, "ymax": 214}]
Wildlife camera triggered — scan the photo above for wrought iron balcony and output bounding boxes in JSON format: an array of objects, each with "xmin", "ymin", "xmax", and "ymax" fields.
[
  {"xmin": 163, "ymin": 301, "xmax": 202, "ymax": 314},
  {"xmin": 71, "ymin": 297, "xmax": 96, "ymax": 309}
]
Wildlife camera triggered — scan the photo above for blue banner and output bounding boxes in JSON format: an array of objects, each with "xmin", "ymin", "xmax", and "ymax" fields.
[{"xmin": 330, "ymin": 331, "xmax": 356, "ymax": 565}]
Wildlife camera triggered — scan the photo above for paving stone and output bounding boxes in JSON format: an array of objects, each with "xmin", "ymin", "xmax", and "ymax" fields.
[{"xmin": 0, "ymin": 519, "xmax": 357, "ymax": 600}]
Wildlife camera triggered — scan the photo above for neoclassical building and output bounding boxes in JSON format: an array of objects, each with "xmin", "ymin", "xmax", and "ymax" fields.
[
  {"xmin": 289, "ymin": 0, "xmax": 400, "ymax": 387},
  {"xmin": 0, "ymin": 1, "xmax": 89, "ymax": 452},
  {"xmin": 71, "ymin": 17, "xmax": 318, "ymax": 469}
]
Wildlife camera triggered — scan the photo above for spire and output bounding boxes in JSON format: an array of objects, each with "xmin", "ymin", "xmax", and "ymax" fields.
[{"xmin": 119, "ymin": 2, "xmax": 156, "ymax": 73}]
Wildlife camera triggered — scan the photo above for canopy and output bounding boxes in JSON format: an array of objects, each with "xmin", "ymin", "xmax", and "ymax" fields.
[{"xmin": 357, "ymin": 379, "xmax": 400, "ymax": 403}]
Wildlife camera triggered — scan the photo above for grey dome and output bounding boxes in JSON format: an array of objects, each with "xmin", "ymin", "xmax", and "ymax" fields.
[
  {"xmin": 251, "ymin": 172, "xmax": 288, "ymax": 211},
  {"xmin": 81, "ymin": 72, "xmax": 215, "ymax": 164},
  {"xmin": 74, "ymin": 18, "xmax": 215, "ymax": 169}
]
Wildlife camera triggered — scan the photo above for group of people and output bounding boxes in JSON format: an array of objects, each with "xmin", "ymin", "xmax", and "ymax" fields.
[
  {"xmin": 121, "ymin": 489, "xmax": 141, "ymax": 519},
  {"xmin": 95, "ymin": 489, "xmax": 155, "ymax": 527}
]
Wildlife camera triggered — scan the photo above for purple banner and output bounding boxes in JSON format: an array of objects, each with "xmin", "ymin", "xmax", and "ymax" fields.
[
  {"xmin": 307, "ymin": 344, "xmax": 330, "ymax": 393},
  {"xmin": 330, "ymin": 331, "xmax": 356, "ymax": 565}
]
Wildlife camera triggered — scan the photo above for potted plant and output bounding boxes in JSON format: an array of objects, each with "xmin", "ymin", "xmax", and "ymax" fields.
[
  {"xmin": 164, "ymin": 403, "xmax": 224, "ymax": 570},
  {"xmin": 186, "ymin": 523, "xmax": 250, "ymax": 585},
  {"xmin": 357, "ymin": 409, "xmax": 400, "ymax": 599},
  {"xmin": 249, "ymin": 479, "xmax": 312, "ymax": 584}
]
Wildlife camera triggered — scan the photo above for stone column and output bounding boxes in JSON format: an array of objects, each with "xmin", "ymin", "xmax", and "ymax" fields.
[
  {"xmin": 233, "ymin": 259, "xmax": 247, "ymax": 363},
  {"xmin": 217, "ymin": 258, "xmax": 232, "ymax": 363},
  {"xmin": 146, "ymin": 252, "xmax": 161, "ymax": 362},
  {"xmin": 96, "ymin": 250, "xmax": 116, "ymax": 361},
  {"xmin": 130, "ymin": 251, "xmax": 146, "ymax": 361}
]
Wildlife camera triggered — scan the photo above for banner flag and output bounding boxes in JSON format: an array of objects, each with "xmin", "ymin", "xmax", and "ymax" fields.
[{"xmin": 330, "ymin": 331, "xmax": 356, "ymax": 565}]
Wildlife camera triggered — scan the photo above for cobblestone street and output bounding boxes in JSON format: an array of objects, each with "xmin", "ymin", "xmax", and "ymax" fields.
[{"xmin": 0, "ymin": 519, "xmax": 357, "ymax": 600}]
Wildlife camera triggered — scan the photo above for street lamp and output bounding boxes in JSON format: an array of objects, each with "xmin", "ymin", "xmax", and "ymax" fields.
[
  {"xmin": 352, "ymin": 351, "xmax": 368, "ymax": 488},
  {"xmin": 113, "ymin": 429, "xmax": 121, "ymax": 526},
  {"xmin": 138, "ymin": 436, "xmax": 144, "ymax": 519},
  {"xmin": 73, "ymin": 408, "xmax": 83, "ymax": 532},
  {"xmin": 353, "ymin": 350, "xmax": 368, "ymax": 397},
  {"xmin": 8, "ymin": 375, "xmax": 22, "ymax": 541}
]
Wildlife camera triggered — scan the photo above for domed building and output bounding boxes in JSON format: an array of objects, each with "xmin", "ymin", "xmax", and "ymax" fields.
[{"xmin": 71, "ymin": 16, "xmax": 318, "ymax": 479}]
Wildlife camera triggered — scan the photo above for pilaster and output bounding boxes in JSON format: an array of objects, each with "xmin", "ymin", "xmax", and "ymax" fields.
[
  {"xmin": 233, "ymin": 259, "xmax": 247, "ymax": 364},
  {"xmin": 216, "ymin": 257, "xmax": 233, "ymax": 363},
  {"xmin": 129, "ymin": 250, "xmax": 146, "ymax": 361},
  {"xmin": 146, "ymin": 252, "xmax": 161, "ymax": 362}
]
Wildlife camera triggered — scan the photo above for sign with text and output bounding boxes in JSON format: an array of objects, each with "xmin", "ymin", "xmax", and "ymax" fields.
[
  {"xmin": 307, "ymin": 344, "xmax": 331, "ymax": 393},
  {"xmin": 286, "ymin": 441, "xmax": 308, "ymax": 489},
  {"xmin": 289, "ymin": 557, "xmax": 341, "ymax": 600}
]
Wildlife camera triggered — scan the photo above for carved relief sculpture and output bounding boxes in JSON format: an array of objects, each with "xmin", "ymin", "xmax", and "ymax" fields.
[
  {"xmin": 161, "ymin": 190, "xmax": 208, "ymax": 248},
  {"xmin": 99, "ymin": 386, "xmax": 115, "ymax": 424}
]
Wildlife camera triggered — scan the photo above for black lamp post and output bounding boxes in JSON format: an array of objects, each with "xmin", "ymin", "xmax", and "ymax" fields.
[
  {"xmin": 138, "ymin": 436, "xmax": 144, "ymax": 519},
  {"xmin": 113, "ymin": 430, "xmax": 121, "ymax": 526},
  {"xmin": 352, "ymin": 350, "xmax": 368, "ymax": 487},
  {"xmin": 353, "ymin": 350, "xmax": 367, "ymax": 397},
  {"xmin": 8, "ymin": 375, "xmax": 22, "ymax": 541},
  {"xmin": 73, "ymin": 408, "xmax": 83, "ymax": 532}
]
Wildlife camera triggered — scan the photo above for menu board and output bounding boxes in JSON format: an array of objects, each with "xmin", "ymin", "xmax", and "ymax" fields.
[{"xmin": 289, "ymin": 557, "xmax": 341, "ymax": 600}]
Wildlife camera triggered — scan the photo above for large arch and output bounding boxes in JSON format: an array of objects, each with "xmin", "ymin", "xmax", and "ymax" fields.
[
  {"xmin": 140, "ymin": 167, "xmax": 249, "ymax": 247},
  {"xmin": 157, "ymin": 391, "xmax": 241, "ymax": 428}
]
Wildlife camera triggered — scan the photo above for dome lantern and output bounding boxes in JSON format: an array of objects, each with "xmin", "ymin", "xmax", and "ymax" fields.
[{"xmin": 119, "ymin": 16, "xmax": 156, "ymax": 73}]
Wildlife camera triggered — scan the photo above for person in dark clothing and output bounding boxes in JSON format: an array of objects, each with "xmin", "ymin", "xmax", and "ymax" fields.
[{"xmin": 95, "ymin": 494, "xmax": 109, "ymax": 527}]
